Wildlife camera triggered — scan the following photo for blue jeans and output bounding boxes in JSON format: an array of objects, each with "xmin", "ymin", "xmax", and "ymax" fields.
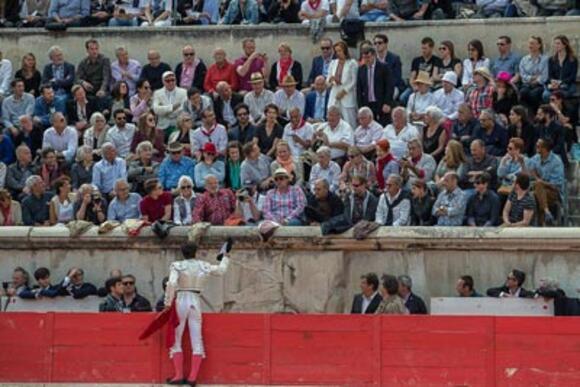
[
  {"xmin": 108, "ymin": 17, "xmax": 139, "ymax": 27},
  {"xmin": 360, "ymin": 10, "xmax": 390, "ymax": 22},
  {"xmin": 286, "ymin": 218, "xmax": 303, "ymax": 226},
  {"xmin": 542, "ymin": 84, "xmax": 577, "ymax": 102}
]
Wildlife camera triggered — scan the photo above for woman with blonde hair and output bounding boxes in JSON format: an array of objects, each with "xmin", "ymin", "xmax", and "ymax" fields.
[
  {"xmin": 269, "ymin": 43, "xmax": 303, "ymax": 90},
  {"xmin": 168, "ymin": 112, "xmax": 195, "ymax": 157},
  {"xmin": 49, "ymin": 176, "xmax": 75, "ymax": 225},
  {"xmin": 270, "ymin": 140, "xmax": 304, "ymax": 186},
  {"xmin": 70, "ymin": 145, "xmax": 94, "ymax": 190},
  {"xmin": 15, "ymin": 53, "xmax": 41, "ymax": 96},
  {"xmin": 434, "ymin": 139, "xmax": 467, "ymax": 185}
]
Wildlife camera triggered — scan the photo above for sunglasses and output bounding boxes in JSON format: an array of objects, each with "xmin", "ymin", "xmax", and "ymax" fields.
[
  {"xmin": 181, "ymin": 185, "xmax": 192, "ymax": 189},
  {"xmin": 170, "ymin": 151, "xmax": 181, "ymax": 155},
  {"xmin": 320, "ymin": 46, "xmax": 332, "ymax": 50},
  {"xmin": 438, "ymin": 47, "xmax": 448, "ymax": 51},
  {"xmin": 373, "ymin": 41, "xmax": 384, "ymax": 45},
  {"xmin": 165, "ymin": 79, "xmax": 176, "ymax": 83},
  {"xmin": 274, "ymin": 176, "xmax": 288, "ymax": 181},
  {"xmin": 122, "ymin": 281, "xmax": 134, "ymax": 285},
  {"xmin": 183, "ymin": 53, "xmax": 195, "ymax": 57}
]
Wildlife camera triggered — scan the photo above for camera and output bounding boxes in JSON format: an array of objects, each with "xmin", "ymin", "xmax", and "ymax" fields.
[
  {"xmin": 2, "ymin": 281, "xmax": 9, "ymax": 291},
  {"xmin": 92, "ymin": 193, "xmax": 102, "ymax": 203},
  {"xmin": 237, "ymin": 189, "xmax": 250, "ymax": 201}
]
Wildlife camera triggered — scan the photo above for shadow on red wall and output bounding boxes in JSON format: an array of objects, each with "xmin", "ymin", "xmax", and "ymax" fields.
[{"xmin": 1, "ymin": 313, "xmax": 580, "ymax": 386}]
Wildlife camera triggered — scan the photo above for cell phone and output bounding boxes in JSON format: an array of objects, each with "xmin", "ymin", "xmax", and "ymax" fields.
[{"xmin": 2, "ymin": 282, "xmax": 9, "ymax": 291}]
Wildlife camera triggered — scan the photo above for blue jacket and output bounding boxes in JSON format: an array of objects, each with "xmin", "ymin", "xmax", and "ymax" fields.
[
  {"xmin": 33, "ymin": 95, "xmax": 67, "ymax": 128},
  {"xmin": 307, "ymin": 55, "xmax": 333, "ymax": 86},
  {"xmin": 158, "ymin": 156, "xmax": 196, "ymax": 190},
  {"xmin": 381, "ymin": 51, "xmax": 404, "ymax": 90},
  {"xmin": 0, "ymin": 134, "xmax": 15, "ymax": 165},
  {"xmin": 304, "ymin": 89, "xmax": 329, "ymax": 122},
  {"xmin": 473, "ymin": 124, "xmax": 508, "ymax": 157}
]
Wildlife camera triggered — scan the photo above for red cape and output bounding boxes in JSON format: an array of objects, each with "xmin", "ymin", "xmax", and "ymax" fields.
[{"xmin": 138, "ymin": 301, "xmax": 180, "ymax": 348}]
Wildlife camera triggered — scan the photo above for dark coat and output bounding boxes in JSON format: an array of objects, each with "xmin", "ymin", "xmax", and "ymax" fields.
[
  {"xmin": 126, "ymin": 293, "xmax": 153, "ymax": 312},
  {"xmin": 405, "ymin": 292, "xmax": 428, "ymax": 314},
  {"xmin": 343, "ymin": 192, "xmax": 379, "ymax": 223},
  {"xmin": 356, "ymin": 60, "xmax": 394, "ymax": 120},
  {"xmin": 304, "ymin": 89, "xmax": 329, "ymax": 122},
  {"xmin": 269, "ymin": 60, "xmax": 303, "ymax": 90},
  {"xmin": 486, "ymin": 286, "xmax": 535, "ymax": 298},
  {"xmin": 351, "ymin": 293, "xmax": 383, "ymax": 314},
  {"xmin": 66, "ymin": 98, "xmax": 97, "ymax": 126},
  {"xmin": 214, "ymin": 93, "xmax": 244, "ymax": 128},
  {"xmin": 60, "ymin": 282, "xmax": 98, "ymax": 299},
  {"xmin": 175, "ymin": 60, "xmax": 207, "ymax": 91},
  {"xmin": 42, "ymin": 62, "xmax": 76, "ymax": 94}
]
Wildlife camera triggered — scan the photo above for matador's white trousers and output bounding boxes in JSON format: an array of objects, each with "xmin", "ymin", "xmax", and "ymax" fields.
[{"xmin": 170, "ymin": 291, "xmax": 205, "ymax": 358}]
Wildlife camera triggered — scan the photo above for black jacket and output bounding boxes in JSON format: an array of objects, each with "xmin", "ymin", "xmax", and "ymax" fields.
[
  {"xmin": 269, "ymin": 60, "xmax": 303, "ymax": 90},
  {"xmin": 351, "ymin": 293, "xmax": 383, "ymax": 314},
  {"xmin": 486, "ymin": 286, "xmax": 534, "ymax": 298},
  {"xmin": 405, "ymin": 292, "xmax": 428, "ymax": 314},
  {"xmin": 305, "ymin": 192, "xmax": 345, "ymax": 224},
  {"xmin": 214, "ymin": 93, "xmax": 244, "ymax": 128},
  {"xmin": 343, "ymin": 191, "xmax": 379, "ymax": 223},
  {"xmin": 60, "ymin": 282, "xmax": 98, "ymax": 299},
  {"xmin": 99, "ymin": 294, "xmax": 126, "ymax": 312},
  {"xmin": 66, "ymin": 99, "xmax": 97, "ymax": 126},
  {"xmin": 126, "ymin": 293, "xmax": 152, "ymax": 312},
  {"xmin": 175, "ymin": 60, "xmax": 207, "ymax": 91},
  {"xmin": 356, "ymin": 60, "xmax": 394, "ymax": 122}
]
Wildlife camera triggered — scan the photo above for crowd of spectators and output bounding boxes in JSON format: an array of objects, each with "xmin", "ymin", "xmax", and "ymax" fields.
[
  {"xmin": 0, "ymin": 32, "xmax": 578, "ymax": 232},
  {"xmin": 0, "ymin": 266, "xmax": 154, "ymax": 312},
  {"xmin": 352, "ymin": 269, "xmax": 578, "ymax": 315},
  {"xmin": 4, "ymin": 265, "xmax": 576, "ymax": 315},
  {"xmin": 0, "ymin": 0, "xmax": 578, "ymax": 29}
]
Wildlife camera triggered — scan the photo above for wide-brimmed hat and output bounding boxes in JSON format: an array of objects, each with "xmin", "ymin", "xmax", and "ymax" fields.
[
  {"xmin": 474, "ymin": 67, "xmax": 493, "ymax": 82},
  {"xmin": 202, "ymin": 142, "xmax": 217, "ymax": 154},
  {"xmin": 412, "ymin": 71, "xmax": 433, "ymax": 86},
  {"xmin": 167, "ymin": 142, "xmax": 184, "ymax": 152},
  {"xmin": 280, "ymin": 75, "xmax": 298, "ymax": 87},
  {"xmin": 273, "ymin": 168, "xmax": 290, "ymax": 178},
  {"xmin": 442, "ymin": 71, "xmax": 457, "ymax": 85},
  {"xmin": 162, "ymin": 71, "xmax": 176, "ymax": 80},
  {"xmin": 250, "ymin": 72, "xmax": 265, "ymax": 84}
]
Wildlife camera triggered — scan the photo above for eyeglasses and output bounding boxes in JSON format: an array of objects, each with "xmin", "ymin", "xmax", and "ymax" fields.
[
  {"xmin": 183, "ymin": 53, "xmax": 195, "ymax": 57},
  {"xmin": 122, "ymin": 281, "xmax": 134, "ymax": 285},
  {"xmin": 181, "ymin": 185, "xmax": 192, "ymax": 189},
  {"xmin": 320, "ymin": 46, "xmax": 332, "ymax": 50}
]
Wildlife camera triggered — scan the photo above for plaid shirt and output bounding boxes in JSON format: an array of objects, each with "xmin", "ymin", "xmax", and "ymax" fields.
[
  {"xmin": 466, "ymin": 84, "xmax": 494, "ymax": 117},
  {"xmin": 263, "ymin": 186, "xmax": 306, "ymax": 223},
  {"xmin": 193, "ymin": 189, "xmax": 236, "ymax": 225}
]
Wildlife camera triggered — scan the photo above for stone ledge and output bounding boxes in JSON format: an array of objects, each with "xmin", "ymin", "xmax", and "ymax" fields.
[{"xmin": 2, "ymin": 226, "xmax": 580, "ymax": 251}]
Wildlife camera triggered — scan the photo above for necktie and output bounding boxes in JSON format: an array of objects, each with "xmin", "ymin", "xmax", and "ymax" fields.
[{"xmin": 368, "ymin": 65, "xmax": 375, "ymax": 102}]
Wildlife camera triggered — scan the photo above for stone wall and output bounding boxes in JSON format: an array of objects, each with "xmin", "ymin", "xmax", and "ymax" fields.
[
  {"xmin": 1, "ymin": 226, "xmax": 579, "ymax": 313},
  {"xmin": 0, "ymin": 18, "xmax": 579, "ymax": 80}
]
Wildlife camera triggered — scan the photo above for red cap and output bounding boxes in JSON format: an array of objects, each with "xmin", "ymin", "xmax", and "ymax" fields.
[{"xmin": 202, "ymin": 142, "xmax": 217, "ymax": 154}]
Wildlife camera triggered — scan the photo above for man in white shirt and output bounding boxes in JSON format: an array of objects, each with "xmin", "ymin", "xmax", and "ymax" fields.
[
  {"xmin": 328, "ymin": 0, "xmax": 359, "ymax": 22},
  {"xmin": 383, "ymin": 107, "xmax": 420, "ymax": 159},
  {"xmin": 354, "ymin": 107, "xmax": 383, "ymax": 157},
  {"xmin": 152, "ymin": 71, "xmax": 188, "ymax": 135},
  {"xmin": 105, "ymin": 109, "xmax": 136, "ymax": 158},
  {"xmin": 434, "ymin": 71, "xmax": 464, "ymax": 121},
  {"xmin": 282, "ymin": 107, "xmax": 314, "ymax": 160},
  {"xmin": 273, "ymin": 75, "xmax": 305, "ymax": 120},
  {"xmin": 190, "ymin": 108, "xmax": 228, "ymax": 159},
  {"xmin": 42, "ymin": 112, "xmax": 78, "ymax": 163},
  {"xmin": 0, "ymin": 51, "xmax": 13, "ymax": 101},
  {"xmin": 299, "ymin": 0, "xmax": 330, "ymax": 24},
  {"xmin": 315, "ymin": 105, "xmax": 354, "ymax": 162},
  {"xmin": 243, "ymin": 72, "xmax": 274, "ymax": 124}
]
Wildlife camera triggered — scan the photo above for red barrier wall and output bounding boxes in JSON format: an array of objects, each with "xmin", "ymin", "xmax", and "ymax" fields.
[{"xmin": 1, "ymin": 313, "xmax": 580, "ymax": 386}]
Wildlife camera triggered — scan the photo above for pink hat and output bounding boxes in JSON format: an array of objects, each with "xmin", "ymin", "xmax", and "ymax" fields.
[{"xmin": 496, "ymin": 71, "xmax": 511, "ymax": 83}]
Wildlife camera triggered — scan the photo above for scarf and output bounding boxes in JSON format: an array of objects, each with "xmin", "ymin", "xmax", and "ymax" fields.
[
  {"xmin": 202, "ymin": 123, "xmax": 216, "ymax": 137},
  {"xmin": 308, "ymin": 0, "xmax": 322, "ymax": 9},
  {"xmin": 278, "ymin": 57, "xmax": 293, "ymax": 85},
  {"xmin": 376, "ymin": 153, "xmax": 395, "ymax": 190},
  {"xmin": 41, "ymin": 164, "xmax": 59, "ymax": 187},
  {"xmin": 276, "ymin": 155, "xmax": 295, "ymax": 174},
  {"xmin": 291, "ymin": 118, "xmax": 306, "ymax": 131}
]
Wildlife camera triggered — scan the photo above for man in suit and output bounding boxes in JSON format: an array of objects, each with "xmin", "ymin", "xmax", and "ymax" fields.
[
  {"xmin": 213, "ymin": 81, "xmax": 243, "ymax": 129},
  {"xmin": 398, "ymin": 275, "xmax": 428, "ymax": 314},
  {"xmin": 357, "ymin": 46, "xmax": 393, "ymax": 126},
  {"xmin": 487, "ymin": 269, "xmax": 534, "ymax": 298},
  {"xmin": 152, "ymin": 71, "xmax": 188, "ymax": 137},
  {"xmin": 373, "ymin": 34, "xmax": 404, "ymax": 96},
  {"xmin": 351, "ymin": 272, "xmax": 382, "ymax": 314},
  {"xmin": 175, "ymin": 45, "xmax": 207, "ymax": 92},
  {"xmin": 306, "ymin": 37, "xmax": 334, "ymax": 89},
  {"xmin": 303, "ymin": 75, "xmax": 329, "ymax": 126},
  {"xmin": 343, "ymin": 175, "xmax": 378, "ymax": 224},
  {"xmin": 42, "ymin": 45, "xmax": 75, "ymax": 97}
]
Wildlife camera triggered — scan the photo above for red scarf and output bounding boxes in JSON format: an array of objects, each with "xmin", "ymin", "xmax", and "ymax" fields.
[
  {"xmin": 291, "ymin": 118, "xmax": 306, "ymax": 131},
  {"xmin": 308, "ymin": 0, "xmax": 322, "ymax": 9},
  {"xmin": 376, "ymin": 153, "xmax": 395, "ymax": 190},
  {"xmin": 278, "ymin": 57, "xmax": 293, "ymax": 85},
  {"xmin": 1, "ymin": 205, "xmax": 13, "ymax": 226}
]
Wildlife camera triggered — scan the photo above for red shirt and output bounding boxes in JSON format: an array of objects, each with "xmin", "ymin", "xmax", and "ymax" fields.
[
  {"xmin": 140, "ymin": 191, "xmax": 172, "ymax": 222},
  {"xmin": 204, "ymin": 61, "xmax": 239, "ymax": 93}
]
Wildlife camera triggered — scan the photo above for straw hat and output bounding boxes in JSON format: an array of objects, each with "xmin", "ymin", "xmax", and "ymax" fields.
[
  {"xmin": 412, "ymin": 71, "xmax": 433, "ymax": 86},
  {"xmin": 273, "ymin": 168, "xmax": 290, "ymax": 178},
  {"xmin": 280, "ymin": 75, "xmax": 298, "ymax": 87},
  {"xmin": 250, "ymin": 72, "xmax": 265, "ymax": 84},
  {"xmin": 473, "ymin": 67, "xmax": 493, "ymax": 82}
]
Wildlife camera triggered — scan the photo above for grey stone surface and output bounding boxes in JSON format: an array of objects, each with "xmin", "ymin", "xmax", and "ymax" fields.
[{"xmin": 2, "ymin": 226, "xmax": 580, "ymax": 313}]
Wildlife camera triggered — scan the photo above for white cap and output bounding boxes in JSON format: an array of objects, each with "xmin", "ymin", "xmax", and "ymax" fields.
[
  {"xmin": 442, "ymin": 71, "xmax": 457, "ymax": 85},
  {"xmin": 162, "ymin": 71, "xmax": 175, "ymax": 80}
]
